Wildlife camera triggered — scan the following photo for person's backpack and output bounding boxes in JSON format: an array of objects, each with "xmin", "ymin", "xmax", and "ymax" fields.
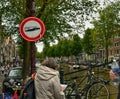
[{"xmin": 20, "ymin": 73, "xmax": 36, "ymax": 99}]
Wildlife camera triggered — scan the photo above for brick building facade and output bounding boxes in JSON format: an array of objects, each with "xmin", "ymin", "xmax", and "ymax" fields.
[
  {"xmin": 0, "ymin": 36, "xmax": 16, "ymax": 63},
  {"xmin": 100, "ymin": 34, "xmax": 120, "ymax": 61},
  {"xmin": 109, "ymin": 35, "xmax": 120, "ymax": 59}
]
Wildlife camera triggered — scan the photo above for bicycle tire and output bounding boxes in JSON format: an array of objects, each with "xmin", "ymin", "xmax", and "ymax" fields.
[
  {"xmin": 64, "ymin": 83, "xmax": 81, "ymax": 99},
  {"xmin": 86, "ymin": 82, "xmax": 110, "ymax": 99},
  {"xmin": 64, "ymin": 84, "xmax": 73, "ymax": 99}
]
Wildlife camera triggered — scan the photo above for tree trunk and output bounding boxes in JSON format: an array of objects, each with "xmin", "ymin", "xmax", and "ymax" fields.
[
  {"xmin": 22, "ymin": 0, "xmax": 35, "ymax": 80},
  {"xmin": 22, "ymin": 40, "xmax": 30, "ymax": 80}
]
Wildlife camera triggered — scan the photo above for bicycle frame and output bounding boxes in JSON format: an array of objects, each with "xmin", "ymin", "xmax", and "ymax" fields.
[{"xmin": 64, "ymin": 62, "xmax": 110, "ymax": 99}]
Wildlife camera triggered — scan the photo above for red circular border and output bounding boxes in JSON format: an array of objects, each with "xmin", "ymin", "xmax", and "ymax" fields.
[{"xmin": 19, "ymin": 17, "xmax": 45, "ymax": 42}]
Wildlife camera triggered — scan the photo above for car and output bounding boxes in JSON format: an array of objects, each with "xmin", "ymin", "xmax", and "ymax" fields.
[{"xmin": 2, "ymin": 66, "xmax": 23, "ymax": 95}]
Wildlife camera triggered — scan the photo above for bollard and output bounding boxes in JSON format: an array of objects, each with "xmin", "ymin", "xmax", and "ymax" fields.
[{"xmin": 59, "ymin": 67, "xmax": 64, "ymax": 84}]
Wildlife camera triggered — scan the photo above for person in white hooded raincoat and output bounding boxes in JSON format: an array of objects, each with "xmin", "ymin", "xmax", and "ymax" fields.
[{"xmin": 35, "ymin": 58, "xmax": 65, "ymax": 99}]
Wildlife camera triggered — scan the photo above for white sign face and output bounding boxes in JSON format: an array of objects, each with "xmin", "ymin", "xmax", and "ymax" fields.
[{"xmin": 23, "ymin": 20, "xmax": 41, "ymax": 38}]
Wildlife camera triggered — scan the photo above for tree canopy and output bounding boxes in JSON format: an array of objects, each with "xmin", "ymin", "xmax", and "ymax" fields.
[
  {"xmin": 0, "ymin": 0, "xmax": 99, "ymax": 43},
  {"xmin": 92, "ymin": 0, "xmax": 120, "ymax": 62},
  {"xmin": 39, "ymin": 34, "xmax": 83, "ymax": 58}
]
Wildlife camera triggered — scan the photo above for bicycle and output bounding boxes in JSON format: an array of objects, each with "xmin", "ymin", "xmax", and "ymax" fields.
[{"xmin": 63, "ymin": 62, "xmax": 111, "ymax": 99}]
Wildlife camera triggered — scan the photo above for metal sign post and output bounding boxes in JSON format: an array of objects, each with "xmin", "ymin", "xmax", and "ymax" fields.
[
  {"xmin": 19, "ymin": 0, "xmax": 45, "ymax": 75},
  {"xmin": 30, "ymin": 0, "xmax": 35, "ymax": 75}
]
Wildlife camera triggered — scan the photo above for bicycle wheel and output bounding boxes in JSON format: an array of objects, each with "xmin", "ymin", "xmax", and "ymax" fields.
[
  {"xmin": 86, "ymin": 82, "xmax": 110, "ymax": 99},
  {"xmin": 64, "ymin": 84, "xmax": 73, "ymax": 99},
  {"xmin": 64, "ymin": 83, "xmax": 81, "ymax": 99}
]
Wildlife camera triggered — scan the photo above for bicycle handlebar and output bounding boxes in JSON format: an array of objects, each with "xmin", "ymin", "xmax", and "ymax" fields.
[
  {"xmin": 64, "ymin": 60, "xmax": 113, "ymax": 76},
  {"xmin": 64, "ymin": 68, "xmax": 88, "ymax": 76}
]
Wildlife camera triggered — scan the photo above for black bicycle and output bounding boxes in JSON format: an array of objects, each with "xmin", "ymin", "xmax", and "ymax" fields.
[{"xmin": 64, "ymin": 62, "xmax": 111, "ymax": 99}]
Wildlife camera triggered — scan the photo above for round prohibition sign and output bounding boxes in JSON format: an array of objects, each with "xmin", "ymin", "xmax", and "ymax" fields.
[{"xmin": 19, "ymin": 17, "xmax": 45, "ymax": 42}]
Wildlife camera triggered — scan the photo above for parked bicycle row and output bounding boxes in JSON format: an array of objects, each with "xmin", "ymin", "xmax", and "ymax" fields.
[{"xmin": 60, "ymin": 59, "xmax": 119, "ymax": 99}]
